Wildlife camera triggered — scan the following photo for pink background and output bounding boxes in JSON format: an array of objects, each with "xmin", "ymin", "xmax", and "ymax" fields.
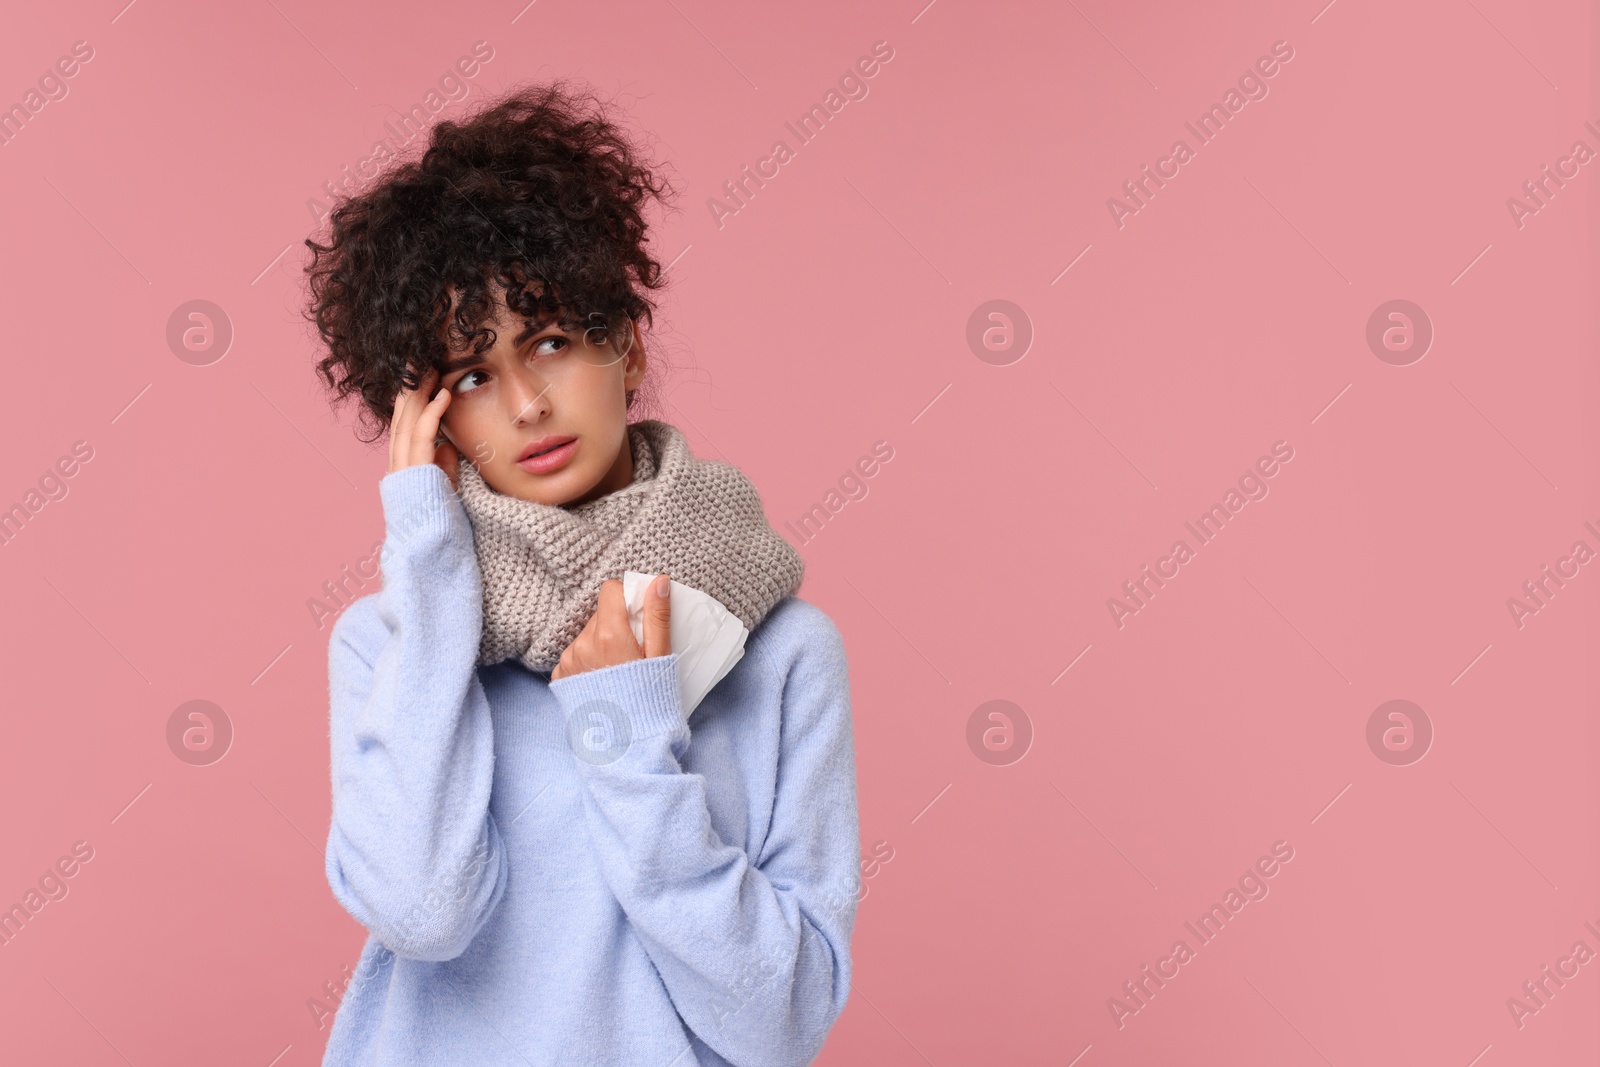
[{"xmin": 1, "ymin": 0, "xmax": 1596, "ymax": 1063}]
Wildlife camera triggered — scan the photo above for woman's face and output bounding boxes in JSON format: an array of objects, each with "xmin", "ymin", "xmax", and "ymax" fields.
[{"xmin": 433, "ymin": 285, "xmax": 647, "ymax": 507}]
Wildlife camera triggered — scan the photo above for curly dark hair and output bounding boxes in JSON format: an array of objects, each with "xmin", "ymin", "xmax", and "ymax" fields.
[{"xmin": 303, "ymin": 78, "xmax": 679, "ymax": 444}]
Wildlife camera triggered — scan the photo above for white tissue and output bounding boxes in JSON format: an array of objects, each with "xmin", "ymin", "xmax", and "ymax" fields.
[{"xmin": 621, "ymin": 571, "xmax": 749, "ymax": 718}]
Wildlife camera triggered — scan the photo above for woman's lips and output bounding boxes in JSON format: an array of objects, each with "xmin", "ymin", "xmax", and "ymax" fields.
[{"xmin": 517, "ymin": 437, "xmax": 578, "ymax": 474}]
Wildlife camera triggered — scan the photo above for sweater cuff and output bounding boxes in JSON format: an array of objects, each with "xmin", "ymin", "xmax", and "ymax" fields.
[
  {"xmin": 547, "ymin": 654, "xmax": 687, "ymax": 760},
  {"xmin": 378, "ymin": 464, "xmax": 468, "ymax": 548}
]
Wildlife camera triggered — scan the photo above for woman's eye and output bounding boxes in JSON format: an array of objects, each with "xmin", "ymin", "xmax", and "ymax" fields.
[{"xmin": 452, "ymin": 370, "xmax": 488, "ymax": 394}]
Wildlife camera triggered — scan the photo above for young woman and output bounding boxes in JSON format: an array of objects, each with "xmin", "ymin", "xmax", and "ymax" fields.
[{"xmin": 302, "ymin": 80, "xmax": 861, "ymax": 1066}]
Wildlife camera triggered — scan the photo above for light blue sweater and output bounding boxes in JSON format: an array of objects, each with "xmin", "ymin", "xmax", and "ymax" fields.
[{"xmin": 320, "ymin": 463, "xmax": 860, "ymax": 1067}]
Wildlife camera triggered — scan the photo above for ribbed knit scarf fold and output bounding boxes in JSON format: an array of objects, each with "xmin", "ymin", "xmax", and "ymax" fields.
[{"xmin": 453, "ymin": 419, "xmax": 806, "ymax": 673}]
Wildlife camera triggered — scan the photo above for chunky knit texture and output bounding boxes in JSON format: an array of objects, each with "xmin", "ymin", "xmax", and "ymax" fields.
[{"xmin": 455, "ymin": 419, "xmax": 806, "ymax": 672}]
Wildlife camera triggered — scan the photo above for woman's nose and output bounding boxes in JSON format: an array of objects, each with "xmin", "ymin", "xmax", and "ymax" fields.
[{"xmin": 505, "ymin": 368, "xmax": 552, "ymax": 423}]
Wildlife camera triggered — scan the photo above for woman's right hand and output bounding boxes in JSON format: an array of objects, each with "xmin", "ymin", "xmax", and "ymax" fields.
[{"xmin": 389, "ymin": 366, "xmax": 461, "ymax": 491}]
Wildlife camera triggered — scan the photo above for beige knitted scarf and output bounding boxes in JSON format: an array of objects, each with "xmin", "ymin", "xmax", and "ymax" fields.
[{"xmin": 453, "ymin": 418, "xmax": 805, "ymax": 673}]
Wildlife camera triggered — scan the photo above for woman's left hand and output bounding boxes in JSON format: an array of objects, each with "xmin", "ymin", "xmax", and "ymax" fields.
[{"xmin": 551, "ymin": 575, "xmax": 672, "ymax": 680}]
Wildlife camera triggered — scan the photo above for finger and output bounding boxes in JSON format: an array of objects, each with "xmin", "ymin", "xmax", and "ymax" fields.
[
  {"xmin": 405, "ymin": 373, "xmax": 447, "ymax": 470},
  {"xmin": 595, "ymin": 580, "xmax": 641, "ymax": 658},
  {"xmin": 388, "ymin": 383, "xmax": 409, "ymax": 471},
  {"xmin": 554, "ymin": 645, "xmax": 585, "ymax": 681},
  {"xmin": 392, "ymin": 368, "xmax": 438, "ymax": 467},
  {"xmin": 412, "ymin": 386, "xmax": 452, "ymax": 469},
  {"xmin": 389, "ymin": 373, "xmax": 420, "ymax": 471},
  {"xmin": 576, "ymin": 604, "xmax": 606, "ymax": 665},
  {"xmin": 391, "ymin": 368, "xmax": 424, "ymax": 435},
  {"xmin": 643, "ymin": 574, "xmax": 672, "ymax": 658},
  {"xmin": 434, "ymin": 438, "xmax": 461, "ymax": 491}
]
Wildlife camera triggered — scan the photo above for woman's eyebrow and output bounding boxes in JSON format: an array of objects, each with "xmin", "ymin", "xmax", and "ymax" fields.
[
  {"xmin": 512, "ymin": 319, "xmax": 550, "ymax": 346},
  {"xmin": 438, "ymin": 320, "xmax": 557, "ymax": 373},
  {"xmin": 438, "ymin": 351, "xmax": 484, "ymax": 374}
]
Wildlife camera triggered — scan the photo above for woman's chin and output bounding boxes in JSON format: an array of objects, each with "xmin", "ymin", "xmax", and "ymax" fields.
[{"xmin": 492, "ymin": 465, "xmax": 601, "ymax": 507}]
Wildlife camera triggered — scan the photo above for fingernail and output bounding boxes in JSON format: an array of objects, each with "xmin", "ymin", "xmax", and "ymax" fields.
[{"xmin": 656, "ymin": 575, "xmax": 671, "ymax": 598}]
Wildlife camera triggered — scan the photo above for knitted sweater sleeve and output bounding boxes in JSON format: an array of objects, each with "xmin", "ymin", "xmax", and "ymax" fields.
[
  {"xmin": 324, "ymin": 463, "xmax": 508, "ymax": 962},
  {"xmin": 547, "ymin": 623, "xmax": 860, "ymax": 1067}
]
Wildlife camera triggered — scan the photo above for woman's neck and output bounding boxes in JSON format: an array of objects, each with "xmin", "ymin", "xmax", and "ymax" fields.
[{"xmin": 564, "ymin": 429, "xmax": 635, "ymax": 508}]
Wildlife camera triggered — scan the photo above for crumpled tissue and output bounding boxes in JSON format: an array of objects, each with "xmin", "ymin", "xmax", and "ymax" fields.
[{"xmin": 622, "ymin": 571, "xmax": 749, "ymax": 718}]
